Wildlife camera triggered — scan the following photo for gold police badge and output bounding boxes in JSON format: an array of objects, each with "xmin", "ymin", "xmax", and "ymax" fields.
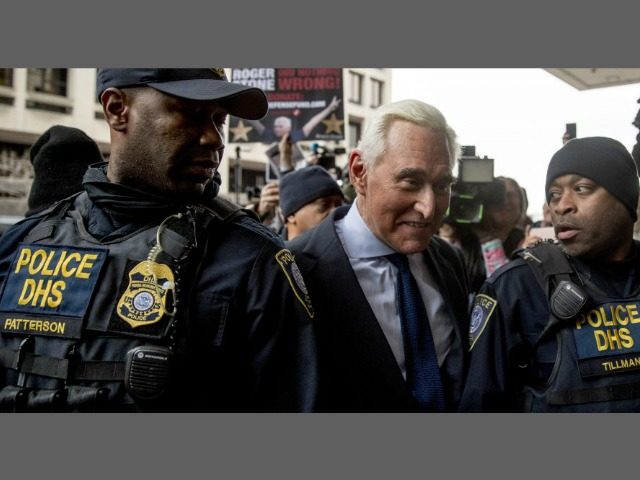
[{"xmin": 116, "ymin": 260, "xmax": 176, "ymax": 328}]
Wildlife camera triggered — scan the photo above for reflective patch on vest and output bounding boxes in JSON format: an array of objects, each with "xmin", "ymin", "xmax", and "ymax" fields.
[
  {"xmin": 469, "ymin": 294, "xmax": 497, "ymax": 350},
  {"xmin": 573, "ymin": 301, "xmax": 640, "ymax": 377},
  {"xmin": 0, "ymin": 243, "xmax": 107, "ymax": 339},
  {"xmin": 108, "ymin": 260, "xmax": 176, "ymax": 339},
  {"xmin": 275, "ymin": 249, "xmax": 314, "ymax": 318}
]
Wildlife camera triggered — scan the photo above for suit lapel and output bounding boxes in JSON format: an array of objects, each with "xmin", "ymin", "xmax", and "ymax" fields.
[
  {"xmin": 422, "ymin": 241, "xmax": 468, "ymax": 347},
  {"xmin": 302, "ymin": 207, "xmax": 410, "ymax": 389}
]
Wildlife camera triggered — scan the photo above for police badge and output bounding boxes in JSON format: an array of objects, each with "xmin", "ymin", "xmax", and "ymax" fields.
[{"xmin": 116, "ymin": 260, "xmax": 176, "ymax": 329}]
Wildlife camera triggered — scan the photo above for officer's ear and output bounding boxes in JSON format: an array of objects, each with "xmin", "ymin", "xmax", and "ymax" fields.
[
  {"xmin": 286, "ymin": 212, "xmax": 297, "ymax": 226},
  {"xmin": 101, "ymin": 87, "xmax": 130, "ymax": 132}
]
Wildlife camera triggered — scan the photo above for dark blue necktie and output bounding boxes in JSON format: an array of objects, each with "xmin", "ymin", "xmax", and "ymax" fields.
[{"xmin": 386, "ymin": 253, "xmax": 445, "ymax": 412}]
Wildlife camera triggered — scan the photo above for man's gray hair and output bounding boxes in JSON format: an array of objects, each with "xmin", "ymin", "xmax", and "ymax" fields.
[
  {"xmin": 274, "ymin": 116, "xmax": 292, "ymax": 128},
  {"xmin": 357, "ymin": 99, "xmax": 460, "ymax": 168}
]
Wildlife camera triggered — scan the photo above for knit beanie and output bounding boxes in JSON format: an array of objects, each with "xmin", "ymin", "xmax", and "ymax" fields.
[
  {"xmin": 27, "ymin": 125, "xmax": 103, "ymax": 216},
  {"xmin": 545, "ymin": 136, "xmax": 639, "ymax": 221},
  {"xmin": 280, "ymin": 166, "xmax": 344, "ymax": 218}
]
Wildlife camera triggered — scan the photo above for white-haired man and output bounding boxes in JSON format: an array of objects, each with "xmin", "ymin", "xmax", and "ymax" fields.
[{"xmin": 288, "ymin": 99, "xmax": 470, "ymax": 412}]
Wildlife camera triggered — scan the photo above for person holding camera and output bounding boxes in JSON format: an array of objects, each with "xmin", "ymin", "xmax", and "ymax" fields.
[
  {"xmin": 440, "ymin": 176, "xmax": 535, "ymax": 294},
  {"xmin": 288, "ymin": 99, "xmax": 470, "ymax": 412},
  {"xmin": 244, "ymin": 181, "xmax": 282, "ymax": 228},
  {"xmin": 460, "ymin": 137, "xmax": 640, "ymax": 412},
  {"xmin": 244, "ymin": 133, "xmax": 298, "ymax": 232}
]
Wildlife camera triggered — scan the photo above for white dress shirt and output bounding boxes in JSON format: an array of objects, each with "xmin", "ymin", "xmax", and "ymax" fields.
[{"xmin": 334, "ymin": 203, "xmax": 454, "ymax": 378}]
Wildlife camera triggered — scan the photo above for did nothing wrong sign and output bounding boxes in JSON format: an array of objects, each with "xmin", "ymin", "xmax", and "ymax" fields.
[{"xmin": 228, "ymin": 68, "xmax": 345, "ymax": 144}]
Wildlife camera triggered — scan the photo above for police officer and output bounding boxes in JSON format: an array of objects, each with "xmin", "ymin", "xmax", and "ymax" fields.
[
  {"xmin": 0, "ymin": 69, "xmax": 317, "ymax": 412},
  {"xmin": 460, "ymin": 136, "xmax": 640, "ymax": 412}
]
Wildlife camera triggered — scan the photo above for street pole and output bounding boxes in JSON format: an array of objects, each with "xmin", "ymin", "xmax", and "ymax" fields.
[{"xmin": 234, "ymin": 146, "xmax": 242, "ymax": 204}]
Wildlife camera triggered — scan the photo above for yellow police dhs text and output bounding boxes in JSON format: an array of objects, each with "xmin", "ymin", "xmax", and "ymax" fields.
[
  {"xmin": 576, "ymin": 304, "xmax": 640, "ymax": 352},
  {"xmin": 13, "ymin": 247, "xmax": 98, "ymax": 308}
]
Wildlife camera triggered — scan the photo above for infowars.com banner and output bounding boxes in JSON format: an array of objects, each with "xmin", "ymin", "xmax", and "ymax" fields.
[{"xmin": 228, "ymin": 68, "xmax": 345, "ymax": 144}]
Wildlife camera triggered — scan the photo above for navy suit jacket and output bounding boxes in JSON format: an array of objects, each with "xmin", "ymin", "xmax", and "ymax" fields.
[{"xmin": 287, "ymin": 205, "xmax": 471, "ymax": 412}]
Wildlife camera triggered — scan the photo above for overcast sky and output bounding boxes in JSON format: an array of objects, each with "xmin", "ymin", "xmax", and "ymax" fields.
[{"xmin": 391, "ymin": 68, "xmax": 640, "ymax": 220}]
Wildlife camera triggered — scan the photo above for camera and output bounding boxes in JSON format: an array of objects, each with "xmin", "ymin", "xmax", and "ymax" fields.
[
  {"xmin": 245, "ymin": 186, "xmax": 262, "ymax": 201},
  {"xmin": 311, "ymin": 144, "xmax": 346, "ymax": 171},
  {"xmin": 447, "ymin": 146, "xmax": 505, "ymax": 224}
]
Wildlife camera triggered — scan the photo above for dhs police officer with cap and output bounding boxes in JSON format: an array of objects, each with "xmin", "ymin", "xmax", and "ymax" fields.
[
  {"xmin": 0, "ymin": 69, "xmax": 317, "ymax": 412},
  {"xmin": 460, "ymin": 136, "xmax": 640, "ymax": 412}
]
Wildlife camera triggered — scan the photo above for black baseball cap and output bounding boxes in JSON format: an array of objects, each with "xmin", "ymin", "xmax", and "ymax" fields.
[{"xmin": 96, "ymin": 68, "xmax": 268, "ymax": 120}]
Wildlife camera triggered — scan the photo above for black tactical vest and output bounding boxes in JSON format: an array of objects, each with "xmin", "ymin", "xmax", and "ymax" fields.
[
  {"xmin": 517, "ymin": 241, "xmax": 640, "ymax": 412},
  {"xmin": 0, "ymin": 193, "xmax": 243, "ymax": 411}
]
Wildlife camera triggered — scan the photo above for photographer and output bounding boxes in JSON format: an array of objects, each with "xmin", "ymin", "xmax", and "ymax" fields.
[
  {"xmin": 244, "ymin": 182, "xmax": 283, "ymax": 231},
  {"xmin": 473, "ymin": 176, "xmax": 529, "ymax": 253},
  {"xmin": 440, "ymin": 175, "xmax": 534, "ymax": 294},
  {"xmin": 245, "ymin": 132, "xmax": 297, "ymax": 231}
]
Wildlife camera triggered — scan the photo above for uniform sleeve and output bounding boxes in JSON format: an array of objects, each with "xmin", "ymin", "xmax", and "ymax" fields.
[
  {"xmin": 243, "ymin": 244, "xmax": 318, "ymax": 412},
  {"xmin": 0, "ymin": 218, "xmax": 41, "ymax": 289},
  {"xmin": 458, "ymin": 278, "xmax": 525, "ymax": 412}
]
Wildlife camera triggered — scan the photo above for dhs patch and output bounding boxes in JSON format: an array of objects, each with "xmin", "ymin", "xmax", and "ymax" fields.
[
  {"xmin": 469, "ymin": 294, "xmax": 497, "ymax": 350},
  {"xmin": 275, "ymin": 249, "xmax": 314, "ymax": 318},
  {"xmin": 0, "ymin": 243, "xmax": 108, "ymax": 339}
]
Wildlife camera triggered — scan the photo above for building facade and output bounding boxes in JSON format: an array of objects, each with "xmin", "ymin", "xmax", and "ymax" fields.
[{"xmin": 0, "ymin": 68, "xmax": 109, "ymax": 218}]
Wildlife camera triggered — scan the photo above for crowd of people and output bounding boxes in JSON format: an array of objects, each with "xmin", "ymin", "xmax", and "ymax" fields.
[{"xmin": 0, "ymin": 68, "xmax": 639, "ymax": 412}]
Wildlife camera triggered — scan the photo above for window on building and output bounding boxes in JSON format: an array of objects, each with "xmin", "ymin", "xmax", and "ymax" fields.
[
  {"xmin": 27, "ymin": 68, "xmax": 68, "ymax": 96},
  {"xmin": 0, "ymin": 69, "xmax": 13, "ymax": 88},
  {"xmin": 348, "ymin": 71, "xmax": 363, "ymax": 105},
  {"xmin": 348, "ymin": 119, "xmax": 363, "ymax": 149},
  {"xmin": 229, "ymin": 165, "xmax": 266, "ymax": 196},
  {"xmin": 94, "ymin": 68, "xmax": 102, "ymax": 104},
  {"xmin": 0, "ymin": 142, "xmax": 32, "ymax": 180},
  {"xmin": 370, "ymin": 79, "xmax": 384, "ymax": 108},
  {"xmin": 0, "ymin": 69, "xmax": 15, "ymax": 105},
  {"xmin": 26, "ymin": 69, "xmax": 71, "ymax": 113}
]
